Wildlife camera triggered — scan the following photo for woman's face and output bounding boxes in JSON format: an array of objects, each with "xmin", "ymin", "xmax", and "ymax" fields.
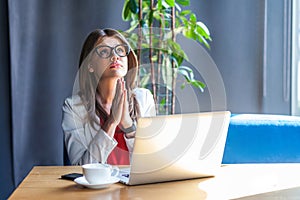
[{"xmin": 90, "ymin": 37, "xmax": 129, "ymax": 80}]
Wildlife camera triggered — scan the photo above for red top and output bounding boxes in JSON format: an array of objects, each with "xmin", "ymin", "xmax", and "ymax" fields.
[{"xmin": 100, "ymin": 119, "xmax": 130, "ymax": 165}]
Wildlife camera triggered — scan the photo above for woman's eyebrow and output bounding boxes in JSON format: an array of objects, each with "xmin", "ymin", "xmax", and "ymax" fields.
[{"xmin": 98, "ymin": 41, "xmax": 124, "ymax": 46}]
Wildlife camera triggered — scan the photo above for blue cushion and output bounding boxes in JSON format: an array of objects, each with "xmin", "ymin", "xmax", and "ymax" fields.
[{"xmin": 222, "ymin": 114, "xmax": 300, "ymax": 163}]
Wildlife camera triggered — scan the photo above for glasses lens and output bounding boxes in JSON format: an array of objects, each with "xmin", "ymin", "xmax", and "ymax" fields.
[
  {"xmin": 115, "ymin": 45, "xmax": 130, "ymax": 57},
  {"xmin": 96, "ymin": 46, "xmax": 111, "ymax": 58},
  {"xmin": 95, "ymin": 45, "xmax": 130, "ymax": 59}
]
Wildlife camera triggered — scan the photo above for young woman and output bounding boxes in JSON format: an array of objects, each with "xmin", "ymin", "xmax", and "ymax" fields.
[{"xmin": 62, "ymin": 28, "xmax": 156, "ymax": 165}]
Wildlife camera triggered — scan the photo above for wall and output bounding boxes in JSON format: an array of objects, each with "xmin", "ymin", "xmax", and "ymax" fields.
[{"xmin": 184, "ymin": 0, "xmax": 291, "ymax": 114}]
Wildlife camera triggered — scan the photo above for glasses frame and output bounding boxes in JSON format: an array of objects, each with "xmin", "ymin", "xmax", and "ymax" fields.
[{"xmin": 94, "ymin": 44, "xmax": 130, "ymax": 59}]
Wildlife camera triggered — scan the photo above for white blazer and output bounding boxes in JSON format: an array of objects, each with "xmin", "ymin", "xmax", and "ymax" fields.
[{"xmin": 62, "ymin": 88, "xmax": 156, "ymax": 165}]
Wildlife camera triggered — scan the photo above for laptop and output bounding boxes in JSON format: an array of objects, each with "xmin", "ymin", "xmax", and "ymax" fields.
[{"xmin": 118, "ymin": 111, "xmax": 231, "ymax": 185}]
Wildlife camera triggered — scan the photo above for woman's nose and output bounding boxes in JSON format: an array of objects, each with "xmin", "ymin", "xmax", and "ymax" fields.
[{"xmin": 110, "ymin": 53, "xmax": 120, "ymax": 61}]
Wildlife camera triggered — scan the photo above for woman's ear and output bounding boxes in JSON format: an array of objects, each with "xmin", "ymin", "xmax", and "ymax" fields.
[{"xmin": 88, "ymin": 64, "xmax": 94, "ymax": 73}]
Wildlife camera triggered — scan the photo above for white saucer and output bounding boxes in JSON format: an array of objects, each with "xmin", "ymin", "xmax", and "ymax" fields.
[{"xmin": 74, "ymin": 176, "xmax": 120, "ymax": 189}]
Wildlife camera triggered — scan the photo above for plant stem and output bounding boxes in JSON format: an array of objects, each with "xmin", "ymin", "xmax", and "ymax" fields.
[
  {"xmin": 149, "ymin": 0, "xmax": 157, "ymax": 113},
  {"xmin": 171, "ymin": 6, "xmax": 176, "ymax": 114},
  {"xmin": 137, "ymin": 0, "xmax": 142, "ymax": 85},
  {"xmin": 158, "ymin": 18, "xmax": 163, "ymax": 114}
]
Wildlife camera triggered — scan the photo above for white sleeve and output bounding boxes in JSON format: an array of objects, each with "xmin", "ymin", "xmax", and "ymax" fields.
[
  {"xmin": 135, "ymin": 88, "xmax": 156, "ymax": 117},
  {"xmin": 62, "ymin": 97, "xmax": 117, "ymax": 165}
]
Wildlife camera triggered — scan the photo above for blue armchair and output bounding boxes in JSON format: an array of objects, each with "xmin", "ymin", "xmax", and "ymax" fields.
[{"xmin": 222, "ymin": 114, "xmax": 300, "ymax": 163}]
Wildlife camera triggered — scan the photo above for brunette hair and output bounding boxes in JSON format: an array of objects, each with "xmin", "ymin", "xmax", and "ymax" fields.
[{"xmin": 78, "ymin": 28, "xmax": 140, "ymax": 127}]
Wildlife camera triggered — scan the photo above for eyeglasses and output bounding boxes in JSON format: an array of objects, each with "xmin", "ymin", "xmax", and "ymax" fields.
[{"xmin": 95, "ymin": 44, "xmax": 130, "ymax": 59}]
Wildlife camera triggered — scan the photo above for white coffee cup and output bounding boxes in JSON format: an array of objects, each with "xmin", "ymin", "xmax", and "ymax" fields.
[{"xmin": 82, "ymin": 163, "xmax": 119, "ymax": 184}]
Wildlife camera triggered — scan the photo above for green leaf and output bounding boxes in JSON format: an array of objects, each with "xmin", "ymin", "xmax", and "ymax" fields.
[
  {"xmin": 128, "ymin": 20, "xmax": 139, "ymax": 32},
  {"xmin": 157, "ymin": 0, "xmax": 163, "ymax": 9},
  {"xmin": 164, "ymin": 12, "xmax": 172, "ymax": 20},
  {"xmin": 177, "ymin": 66, "xmax": 194, "ymax": 80},
  {"xmin": 169, "ymin": 40, "xmax": 181, "ymax": 51},
  {"xmin": 177, "ymin": 67, "xmax": 191, "ymax": 81},
  {"xmin": 190, "ymin": 80, "xmax": 206, "ymax": 92},
  {"xmin": 139, "ymin": 74, "xmax": 151, "ymax": 88},
  {"xmin": 166, "ymin": 40, "xmax": 186, "ymax": 61},
  {"xmin": 174, "ymin": 3, "xmax": 181, "ymax": 11},
  {"xmin": 196, "ymin": 22, "xmax": 211, "ymax": 39},
  {"xmin": 151, "ymin": 55, "xmax": 158, "ymax": 62},
  {"xmin": 160, "ymin": 97, "xmax": 166, "ymax": 105},
  {"xmin": 129, "ymin": 0, "xmax": 139, "ymax": 14},
  {"xmin": 172, "ymin": 27, "xmax": 184, "ymax": 36},
  {"xmin": 179, "ymin": 10, "xmax": 191, "ymax": 16},
  {"xmin": 165, "ymin": 0, "xmax": 175, "ymax": 7},
  {"xmin": 175, "ymin": 14, "xmax": 181, "ymax": 27},
  {"xmin": 190, "ymin": 13, "xmax": 197, "ymax": 23},
  {"xmin": 140, "ymin": 19, "xmax": 146, "ymax": 27},
  {"xmin": 178, "ymin": 15, "xmax": 188, "ymax": 26},
  {"xmin": 159, "ymin": 97, "xmax": 167, "ymax": 113},
  {"xmin": 178, "ymin": 66, "xmax": 193, "ymax": 72},
  {"xmin": 122, "ymin": 0, "xmax": 131, "ymax": 21},
  {"xmin": 171, "ymin": 53, "xmax": 183, "ymax": 66},
  {"xmin": 180, "ymin": 83, "xmax": 186, "ymax": 89},
  {"xmin": 148, "ymin": 9, "xmax": 154, "ymax": 26},
  {"xmin": 170, "ymin": 55, "xmax": 179, "ymax": 67},
  {"xmin": 177, "ymin": 66, "xmax": 206, "ymax": 92},
  {"xmin": 182, "ymin": 28, "xmax": 193, "ymax": 39},
  {"xmin": 199, "ymin": 35, "xmax": 210, "ymax": 49},
  {"xmin": 153, "ymin": 11, "xmax": 165, "ymax": 27},
  {"xmin": 162, "ymin": 1, "xmax": 171, "ymax": 9},
  {"xmin": 175, "ymin": 0, "xmax": 190, "ymax": 6}
]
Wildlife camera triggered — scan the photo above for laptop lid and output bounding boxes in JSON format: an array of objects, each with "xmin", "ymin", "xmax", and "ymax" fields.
[{"xmin": 125, "ymin": 111, "xmax": 231, "ymax": 185}]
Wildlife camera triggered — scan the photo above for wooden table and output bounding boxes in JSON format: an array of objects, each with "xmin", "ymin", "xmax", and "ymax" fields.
[{"xmin": 9, "ymin": 164, "xmax": 300, "ymax": 199}]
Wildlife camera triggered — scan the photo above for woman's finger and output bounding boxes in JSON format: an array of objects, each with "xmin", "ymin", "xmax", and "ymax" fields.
[{"xmin": 111, "ymin": 92, "xmax": 124, "ymax": 124}]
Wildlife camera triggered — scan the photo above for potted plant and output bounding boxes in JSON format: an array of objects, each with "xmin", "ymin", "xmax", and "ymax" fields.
[{"xmin": 121, "ymin": 0, "xmax": 211, "ymax": 114}]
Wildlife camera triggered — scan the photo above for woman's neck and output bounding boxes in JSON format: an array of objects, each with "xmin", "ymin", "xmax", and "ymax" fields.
[{"xmin": 96, "ymin": 78, "xmax": 118, "ymax": 105}]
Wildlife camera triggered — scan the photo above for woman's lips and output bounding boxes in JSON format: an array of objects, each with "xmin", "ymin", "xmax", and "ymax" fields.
[{"xmin": 110, "ymin": 63, "xmax": 122, "ymax": 69}]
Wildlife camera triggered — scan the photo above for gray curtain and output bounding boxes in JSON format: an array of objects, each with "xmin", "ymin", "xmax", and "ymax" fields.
[
  {"xmin": 1, "ymin": 0, "xmax": 127, "ymax": 199},
  {"xmin": 0, "ymin": 0, "xmax": 14, "ymax": 199}
]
